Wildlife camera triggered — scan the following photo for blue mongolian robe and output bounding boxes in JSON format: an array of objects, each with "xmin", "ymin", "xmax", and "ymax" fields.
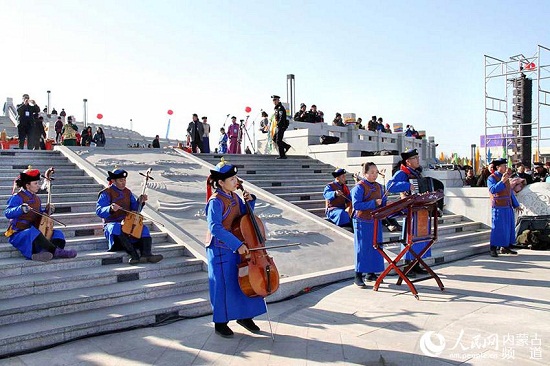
[
  {"xmin": 4, "ymin": 189, "xmax": 64, "ymax": 259},
  {"xmin": 219, "ymin": 134, "xmax": 228, "ymax": 154},
  {"xmin": 96, "ymin": 185, "xmax": 151, "ymax": 250},
  {"xmin": 387, "ymin": 165, "xmax": 432, "ymax": 260},
  {"xmin": 205, "ymin": 189, "xmax": 267, "ymax": 323},
  {"xmin": 351, "ymin": 180, "xmax": 386, "ymax": 273},
  {"xmin": 324, "ymin": 181, "xmax": 351, "ymax": 226},
  {"xmin": 488, "ymin": 172, "xmax": 519, "ymax": 248}
]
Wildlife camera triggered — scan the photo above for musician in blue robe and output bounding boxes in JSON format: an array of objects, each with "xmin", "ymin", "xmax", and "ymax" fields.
[
  {"xmin": 487, "ymin": 158, "xmax": 522, "ymax": 257},
  {"xmin": 205, "ymin": 159, "xmax": 266, "ymax": 338},
  {"xmin": 96, "ymin": 169, "xmax": 163, "ymax": 265},
  {"xmin": 351, "ymin": 162, "xmax": 387, "ymax": 287},
  {"xmin": 387, "ymin": 148, "xmax": 430, "ymax": 276},
  {"xmin": 324, "ymin": 168, "xmax": 352, "ymax": 229},
  {"xmin": 4, "ymin": 168, "xmax": 76, "ymax": 261}
]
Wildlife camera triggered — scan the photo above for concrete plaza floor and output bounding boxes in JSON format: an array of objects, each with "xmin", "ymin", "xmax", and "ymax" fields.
[{"xmin": 1, "ymin": 249, "xmax": 549, "ymax": 366}]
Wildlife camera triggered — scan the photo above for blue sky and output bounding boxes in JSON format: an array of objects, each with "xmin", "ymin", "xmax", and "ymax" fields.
[{"xmin": 2, "ymin": 0, "xmax": 549, "ymax": 156}]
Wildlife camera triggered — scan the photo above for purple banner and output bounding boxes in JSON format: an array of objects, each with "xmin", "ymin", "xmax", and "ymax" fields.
[{"xmin": 480, "ymin": 134, "xmax": 516, "ymax": 148}]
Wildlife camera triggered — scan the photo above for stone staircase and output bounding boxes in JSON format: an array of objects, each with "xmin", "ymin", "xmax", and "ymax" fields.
[
  {"xmin": 199, "ymin": 153, "xmax": 492, "ymax": 264},
  {"xmin": 0, "ymin": 150, "xmax": 210, "ymax": 358}
]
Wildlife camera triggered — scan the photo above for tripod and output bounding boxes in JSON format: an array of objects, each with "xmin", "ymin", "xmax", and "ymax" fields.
[{"xmin": 240, "ymin": 116, "xmax": 257, "ymax": 154}]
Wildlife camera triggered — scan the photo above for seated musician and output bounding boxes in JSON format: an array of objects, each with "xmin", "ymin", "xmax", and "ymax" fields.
[
  {"xmin": 205, "ymin": 159, "xmax": 266, "ymax": 338},
  {"xmin": 387, "ymin": 148, "xmax": 429, "ymax": 276},
  {"xmin": 96, "ymin": 169, "xmax": 163, "ymax": 265},
  {"xmin": 4, "ymin": 168, "xmax": 77, "ymax": 262},
  {"xmin": 324, "ymin": 168, "xmax": 353, "ymax": 231},
  {"xmin": 351, "ymin": 162, "xmax": 387, "ymax": 287}
]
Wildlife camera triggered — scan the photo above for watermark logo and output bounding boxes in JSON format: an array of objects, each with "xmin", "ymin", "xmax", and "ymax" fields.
[
  {"xmin": 419, "ymin": 330, "xmax": 543, "ymax": 360},
  {"xmin": 419, "ymin": 331, "xmax": 446, "ymax": 357}
]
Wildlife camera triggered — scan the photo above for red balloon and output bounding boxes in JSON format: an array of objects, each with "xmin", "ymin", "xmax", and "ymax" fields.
[
  {"xmin": 245, "ymin": 106, "xmax": 252, "ymax": 113},
  {"xmin": 167, "ymin": 109, "xmax": 173, "ymax": 115},
  {"xmin": 96, "ymin": 113, "xmax": 103, "ymax": 119}
]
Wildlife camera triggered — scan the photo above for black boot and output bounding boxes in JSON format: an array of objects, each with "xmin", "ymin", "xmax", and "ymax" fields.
[
  {"xmin": 215, "ymin": 322, "xmax": 234, "ymax": 338},
  {"xmin": 237, "ymin": 318, "xmax": 260, "ymax": 333},
  {"xmin": 141, "ymin": 237, "xmax": 163, "ymax": 263},
  {"xmin": 412, "ymin": 263, "xmax": 428, "ymax": 275},
  {"xmin": 354, "ymin": 272, "xmax": 366, "ymax": 288},
  {"xmin": 490, "ymin": 246, "xmax": 498, "ymax": 257},
  {"xmin": 117, "ymin": 234, "xmax": 141, "ymax": 265}
]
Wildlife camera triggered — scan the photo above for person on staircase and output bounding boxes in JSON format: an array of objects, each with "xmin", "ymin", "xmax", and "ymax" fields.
[
  {"xmin": 61, "ymin": 117, "xmax": 78, "ymax": 146},
  {"xmin": 3, "ymin": 168, "xmax": 77, "ymax": 262},
  {"xmin": 272, "ymin": 95, "xmax": 291, "ymax": 159},
  {"xmin": 16, "ymin": 94, "xmax": 40, "ymax": 149},
  {"xmin": 324, "ymin": 168, "xmax": 353, "ymax": 231},
  {"xmin": 96, "ymin": 169, "xmax": 163, "ymax": 265},
  {"xmin": 487, "ymin": 158, "xmax": 523, "ymax": 257},
  {"xmin": 227, "ymin": 116, "xmax": 241, "ymax": 154},
  {"xmin": 386, "ymin": 148, "xmax": 430, "ymax": 277},
  {"xmin": 205, "ymin": 159, "xmax": 266, "ymax": 338}
]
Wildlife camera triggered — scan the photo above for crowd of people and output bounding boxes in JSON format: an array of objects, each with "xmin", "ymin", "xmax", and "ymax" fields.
[
  {"xmin": 14, "ymin": 93, "xmax": 107, "ymax": 149},
  {"xmin": 465, "ymin": 161, "xmax": 550, "ymax": 189}
]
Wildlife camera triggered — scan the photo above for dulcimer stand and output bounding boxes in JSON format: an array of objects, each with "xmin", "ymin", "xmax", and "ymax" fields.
[{"xmin": 371, "ymin": 191, "xmax": 445, "ymax": 299}]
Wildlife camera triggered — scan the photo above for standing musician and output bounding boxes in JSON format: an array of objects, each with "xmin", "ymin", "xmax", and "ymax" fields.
[
  {"xmin": 351, "ymin": 162, "xmax": 387, "ymax": 287},
  {"xmin": 205, "ymin": 159, "xmax": 266, "ymax": 338},
  {"xmin": 4, "ymin": 168, "xmax": 77, "ymax": 262},
  {"xmin": 272, "ymin": 95, "xmax": 291, "ymax": 159},
  {"xmin": 487, "ymin": 158, "xmax": 522, "ymax": 257},
  {"xmin": 96, "ymin": 169, "xmax": 163, "ymax": 265},
  {"xmin": 323, "ymin": 168, "xmax": 353, "ymax": 231},
  {"xmin": 386, "ymin": 148, "xmax": 430, "ymax": 276},
  {"xmin": 227, "ymin": 116, "xmax": 241, "ymax": 154}
]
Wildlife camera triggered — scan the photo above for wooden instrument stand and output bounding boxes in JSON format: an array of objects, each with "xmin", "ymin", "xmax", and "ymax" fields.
[{"xmin": 371, "ymin": 192, "xmax": 445, "ymax": 299}]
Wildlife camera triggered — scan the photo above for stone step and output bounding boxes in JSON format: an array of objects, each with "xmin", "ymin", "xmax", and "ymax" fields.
[
  {"xmin": 266, "ymin": 185, "xmax": 327, "ymax": 194},
  {"xmin": 431, "ymin": 240, "xmax": 491, "ymax": 264},
  {"xmin": 0, "ymin": 165, "xmax": 85, "ymax": 177},
  {"xmin": 247, "ymin": 178, "xmax": 339, "ymax": 188},
  {"xmin": 434, "ymin": 229, "xmax": 492, "ymax": 249},
  {"xmin": 0, "ymin": 201, "xmax": 97, "ymax": 213},
  {"xmin": 0, "ymin": 231, "xmax": 169, "ymax": 259},
  {"xmin": 0, "ymin": 184, "xmax": 103, "ymax": 195},
  {"xmin": 0, "ymin": 162, "xmax": 77, "ymax": 170},
  {"xmin": 201, "ymin": 153, "xmax": 312, "ymax": 161},
  {"xmin": 0, "ymin": 191, "xmax": 99, "ymax": 203},
  {"xmin": 237, "ymin": 167, "xmax": 334, "ymax": 175},
  {"xmin": 0, "ymin": 271, "xmax": 208, "ymax": 326},
  {"xmin": 0, "ymin": 256, "xmax": 202, "ymax": 300},
  {"xmin": 276, "ymin": 191, "xmax": 325, "ymax": 201},
  {"xmin": 0, "ymin": 150, "xmax": 62, "ymax": 157},
  {"xmin": 0, "ymin": 290, "xmax": 211, "ymax": 357},
  {"xmin": 0, "ymin": 175, "xmax": 97, "ymax": 187},
  {"xmin": 0, "ymin": 244, "xmax": 186, "ymax": 277},
  {"xmin": 289, "ymin": 199, "xmax": 325, "ymax": 209}
]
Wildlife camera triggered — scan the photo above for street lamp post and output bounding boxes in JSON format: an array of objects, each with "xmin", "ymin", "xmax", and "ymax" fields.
[
  {"xmin": 83, "ymin": 99, "xmax": 88, "ymax": 128},
  {"xmin": 130, "ymin": 119, "xmax": 133, "ymax": 131},
  {"xmin": 47, "ymin": 90, "xmax": 51, "ymax": 114}
]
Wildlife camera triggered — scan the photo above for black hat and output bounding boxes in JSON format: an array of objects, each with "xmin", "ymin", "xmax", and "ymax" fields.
[
  {"xmin": 16, "ymin": 168, "xmax": 41, "ymax": 187},
  {"xmin": 332, "ymin": 168, "xmax": 347, "ymax": 178},
  {"xmin": 400, "ymin": 148, "xmax": 418, "ymax": 160},
  {"xmin": 201, "ymin": 116, "xmax": 207, "ymax": 120},
  {"xmin": 300, "ymin": 103, "xmax": 306, "ymax": 108},
  {"xmin": 271, "ymin": 95, "xmax": 280, "ymax": 99},
  {"xmin": 107, "ymin": 169, "xmax": 128, "ymax": 181},
  {"xmin": 231, "ymin": 116, "xmax": 236, "ymax": 119},
  {"xmin": 491, "ymin": 158, "xmax": 507, "ymax": 167},
  {"xmin": 534, "ymin": 162, "xmax": 543, "ymax": 167},
  {"xmin": 210, "ymin": 158, "xmax": 238, "ymax": 181}
]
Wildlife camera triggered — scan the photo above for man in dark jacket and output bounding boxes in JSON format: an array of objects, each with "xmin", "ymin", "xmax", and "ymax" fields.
[
  {"xmin": 16, "ymin": 94, "xmax": 40, "ymax": 149},
  {"xmin": 186, "ymin": 114, "xmax": 204, "ymax": 153},
  {"xmin": 272, "ymin": 95, "xmax": 291, "ymax": 159}
]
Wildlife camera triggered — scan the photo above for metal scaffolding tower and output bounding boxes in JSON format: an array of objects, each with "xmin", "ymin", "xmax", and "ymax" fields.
[{"xmin": 484, "ymin": 45, "xmax": 550, "ymax": 166}]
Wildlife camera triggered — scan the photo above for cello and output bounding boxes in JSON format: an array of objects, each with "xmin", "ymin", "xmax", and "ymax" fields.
[
  {"xmin": 121, "ymin": 168, "xmax": 153, "ymax": 238},
  {"xmin": 232, "ymin": 179, "xmax": 280, "ymax": 298},
  {"xmin": 38, "ymin": 167, "xmax": 55, "ymax": 240}
]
